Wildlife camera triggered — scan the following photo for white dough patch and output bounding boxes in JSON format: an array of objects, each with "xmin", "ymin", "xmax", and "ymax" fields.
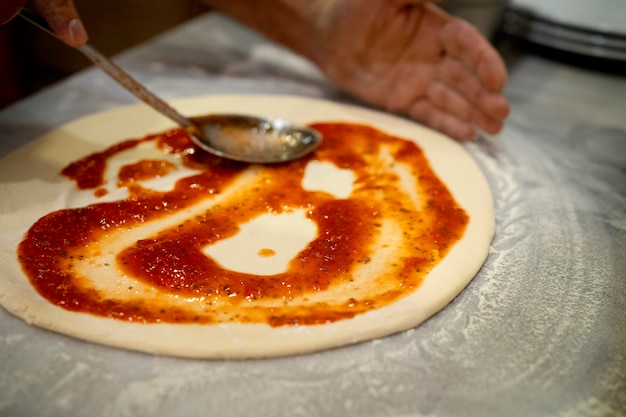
[
  {"xmin": 302, "ymin": 161, "xmax": 355, "ymax": 199},
  {"xmin": 202, "ymin": 209, "xmax": 317, "ymax": 275}
]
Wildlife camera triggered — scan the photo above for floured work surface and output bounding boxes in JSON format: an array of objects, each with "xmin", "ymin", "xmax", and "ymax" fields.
[{"xmin": 0, "ymin": 95, "xmax": 493, "ymax": 358}]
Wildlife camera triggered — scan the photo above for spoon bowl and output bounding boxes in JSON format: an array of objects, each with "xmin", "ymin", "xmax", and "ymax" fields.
[
  {"xmin": 19, "ymin": 9, "xmax": 322, "ymax": 164},
  {"xmin": 190, "ymin": 115, "xmax": 321, "ymax": 163}
]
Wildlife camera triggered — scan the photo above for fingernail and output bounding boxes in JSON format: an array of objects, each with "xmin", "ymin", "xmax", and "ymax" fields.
[{"xmin": 69, "ymin": 18, "xmax": 88, "ymax": 45}]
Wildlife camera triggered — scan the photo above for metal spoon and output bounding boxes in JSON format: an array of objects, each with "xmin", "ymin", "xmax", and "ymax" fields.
[{"xmin": 18, "ymin": 9, "xmax": 322, "ymax": 163}]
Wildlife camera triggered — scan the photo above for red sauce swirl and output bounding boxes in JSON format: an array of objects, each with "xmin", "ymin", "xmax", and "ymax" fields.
[{"xmin": 18, "ymin": 123, "xmax": 468, "ymax": 326}]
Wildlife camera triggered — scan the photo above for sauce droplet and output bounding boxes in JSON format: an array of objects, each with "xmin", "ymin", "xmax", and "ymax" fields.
[{"xmin": 258, "ymin": 248, "xmax": 277, "ymax": 257}]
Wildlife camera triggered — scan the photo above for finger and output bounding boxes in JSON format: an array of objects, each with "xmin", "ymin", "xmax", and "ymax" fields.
[
  {"xmin": 407, "ymin": 99, "xmax": 477, "ymax": 141},
  {"xmin": 426, "ymin": 77, "xmax": 507, "ymax": 136},
  {"xmin": 439, "ymin": 18, "xmax": 507, "ymax": 91},
  {"xmin": 34, "ymin": 0, "xmax": 87, "ymax": 47},
  {"xmin": 427, "ymin": 87, "xmax": 505, "ymax": 135},
  {"xmin": 436, "ymin": 57, "xmax": 510, "ymax": 120}
]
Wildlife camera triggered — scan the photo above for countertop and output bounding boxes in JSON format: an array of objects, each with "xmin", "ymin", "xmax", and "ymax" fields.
[{"xmin": 1, "ymin": 12, "xmax": 625, "ymax": 417}]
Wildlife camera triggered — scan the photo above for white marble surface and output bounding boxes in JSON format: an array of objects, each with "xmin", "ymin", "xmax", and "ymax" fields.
[{"xmin": 1, "ymin": 12, "xmax": 625, "ymax": 417}]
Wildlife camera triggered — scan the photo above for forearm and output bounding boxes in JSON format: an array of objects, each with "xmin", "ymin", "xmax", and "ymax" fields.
[{"xmin": 198, "ymin": 0, "xmax": 328, "ymax": 64}]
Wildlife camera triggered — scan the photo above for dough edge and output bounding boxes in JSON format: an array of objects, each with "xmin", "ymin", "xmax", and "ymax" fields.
[{"xmin": 0, "ymin": 94, "xmax": 494, "ymax": 358}]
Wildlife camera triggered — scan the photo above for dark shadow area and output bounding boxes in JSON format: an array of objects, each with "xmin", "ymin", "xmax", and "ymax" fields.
[{"xmin": 0, "ymin": 0, "xmax": 209, "ymax": 110}]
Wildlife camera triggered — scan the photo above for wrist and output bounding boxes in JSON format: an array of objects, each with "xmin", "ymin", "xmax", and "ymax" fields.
[{"xmin": 199, "ymin": 0, "xmax": 329, "ymax": 64}]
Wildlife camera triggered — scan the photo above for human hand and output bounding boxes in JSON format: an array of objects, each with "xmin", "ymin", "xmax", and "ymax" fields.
[
  {"xmin": 1, "ymin": 0, "xmax": 87, "ymax": 47},
  {"xmin": 309, "ymin": 0, "xmax": 510, "ymax": 140}
]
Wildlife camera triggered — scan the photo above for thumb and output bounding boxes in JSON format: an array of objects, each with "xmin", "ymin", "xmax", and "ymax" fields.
[{"xmin": 36, "ymin": 0, "xmax": 88, "ymax": 47}]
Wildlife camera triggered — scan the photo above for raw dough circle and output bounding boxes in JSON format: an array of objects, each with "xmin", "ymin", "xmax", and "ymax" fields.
[{"xmin": 0, "ymin": 95, "xmax": 493, "ymax": 358}]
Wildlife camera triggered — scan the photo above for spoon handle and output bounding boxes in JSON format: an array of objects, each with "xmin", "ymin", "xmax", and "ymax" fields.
[
  {"xmin": 18, "ymin": 9, "xmax": 195, "ymax": 131},
  {"xmin": 76, "ymin": 44, "xmax": 194, "ymax": 129}
]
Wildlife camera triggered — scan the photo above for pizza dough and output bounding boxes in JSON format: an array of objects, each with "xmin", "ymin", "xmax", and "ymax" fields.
[{"xmin": 0, "ymin": 95, "xmax": 494, "ymax": 358}]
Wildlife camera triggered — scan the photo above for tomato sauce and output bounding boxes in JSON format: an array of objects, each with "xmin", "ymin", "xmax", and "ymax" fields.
[{"xmin": 18, "ymin": 122, "xmax": 468, "ymax": 326}]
